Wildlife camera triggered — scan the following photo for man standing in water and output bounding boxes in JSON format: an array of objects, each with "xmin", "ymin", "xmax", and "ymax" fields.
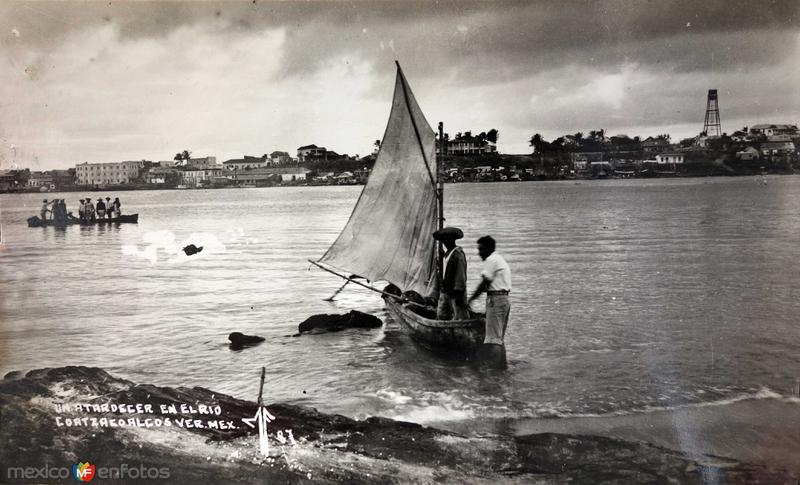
[
  {"xmin": 433, "ymin": 227, "xmax": 468, "ymax": 320},
  {"xmin": 40, "ymin": 199, "xmax": 53, "ymax": 221},
  {"xmin": 468, "ymin": 235, "xmax": 512, "ymax": 368}
]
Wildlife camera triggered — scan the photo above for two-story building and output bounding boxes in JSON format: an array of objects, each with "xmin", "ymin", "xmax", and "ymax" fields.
[
  {"xmin": 642, "ymin": 136, "xmax": 670, "ymax": 154},
  {"xmin": 180, "ymin": 166, "xmax": 223, "ymax": 187},
  {"xmin": 270, "ymin": 151, "xmax": 293, "ymax": 165},
  {"xmin": 75, "ymin": 161, "xmax": 146, "ymax": 186},
  {"xmin": 223, "ymin": 156, "xmax": 269, "ymax": 171},
  {"xmin": 436, "ymin": 137, "xmax": 497, "ymax": 155},
  {"xmin": 27, "ymin": 171, "xmax": 55, "ymax": 190},
  {"xmin": 297, "ymin": 145, "xmax": 327, "ymax": 163}
]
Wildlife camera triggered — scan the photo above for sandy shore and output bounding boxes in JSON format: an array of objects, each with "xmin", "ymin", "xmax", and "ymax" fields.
[
  {"xmin": 1, "ymin": 366, "xmax": 797, "ymax": 484},
  {"xmin": 514, "ymin": 397, "xmax": 800, "ymax": 473}
]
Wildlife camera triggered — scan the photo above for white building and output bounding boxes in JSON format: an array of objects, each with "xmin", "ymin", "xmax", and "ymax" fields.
[
  {"xmin": 750, "ymin": 124, "xmax": 799, "ymax": 137},
  {"xmin": 655, "ymin": 153, "xmax": 684, "ymax": 164},
  {"xmin": 181, "ymin": 167, "xmax": 222, "ymax": 187},
  {"xmin": 223, "ymin": 156, "xmax": 269, "ymax": 171},
  {"xmin": 27, "ymin": 172, "xmax": 55, "ymax": 190},
  {"xmin": 75, "ymin": 161, "xmax": 145, "ymax": 185}
]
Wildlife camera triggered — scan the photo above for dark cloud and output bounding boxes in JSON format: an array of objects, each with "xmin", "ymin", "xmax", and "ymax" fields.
[{"xmin": 0, "ymin": 0, "xmax": 797, "ymax": 167}]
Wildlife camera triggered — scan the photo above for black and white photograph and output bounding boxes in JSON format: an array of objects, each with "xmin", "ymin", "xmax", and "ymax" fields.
[{"xmin": 1, "ymin": 1, "xmax": 799, "ymax": 483}]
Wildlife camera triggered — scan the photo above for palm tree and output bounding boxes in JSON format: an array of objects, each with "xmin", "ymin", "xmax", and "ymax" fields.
[{"xmin": 529, "ymin": 134, "xmax": 543, "ymax": 154}]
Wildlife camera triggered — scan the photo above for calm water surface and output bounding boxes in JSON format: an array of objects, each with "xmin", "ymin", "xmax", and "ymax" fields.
[{"xmin": 1, "ymin": 177, "xmax": 799, "ymax": 428}]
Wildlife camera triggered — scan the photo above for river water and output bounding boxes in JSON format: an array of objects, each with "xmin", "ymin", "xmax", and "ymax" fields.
[{"xmin": 1, "ymin": 177, "xmax": 799, "ymax": 429}]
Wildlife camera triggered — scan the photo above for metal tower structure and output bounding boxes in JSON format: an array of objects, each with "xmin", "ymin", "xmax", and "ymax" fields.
[{"xmin": 703, "ymin": 89, "xmax": 722, "ymax": 137}]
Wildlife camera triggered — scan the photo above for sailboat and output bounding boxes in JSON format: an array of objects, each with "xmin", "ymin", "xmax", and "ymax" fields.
[{"xmin": 309, "ymin": 62, "xmax": 485, "ymax": 357}]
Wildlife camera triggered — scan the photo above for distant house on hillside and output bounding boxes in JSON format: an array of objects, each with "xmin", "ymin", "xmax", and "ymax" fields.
[
  {"xmin": 437, "ymin": 133, "xmax": 497, "ymax": 155},
  {"xmin": 655, "ymin": 153, "xmax": 684, "ymax": 164},
  {"xmin": 736, "ymin": 146, "xmax": 760, "ymax": 161},
  {"xmin": 297, "ymin": 145, "xmax": 327, "ymax": 162},
  {"xmin": 760, "ymin": 140, "xmax": 795, "ymax": 157},
  {"xmin": 750, "ymin": 124, "xmax": 799, "ymax": 137},
  {"xmin": 270, "ymin": 151, "xmax": 292, "ymax": 165},
  {"xmin": 642, "ymin": 136, "xmax": 670, "ymax": 154}
]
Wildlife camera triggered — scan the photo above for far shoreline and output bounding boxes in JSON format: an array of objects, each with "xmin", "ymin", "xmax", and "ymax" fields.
[{"xmin": 1, "ymin": 172, "xmax": 796, "ymax": 196}]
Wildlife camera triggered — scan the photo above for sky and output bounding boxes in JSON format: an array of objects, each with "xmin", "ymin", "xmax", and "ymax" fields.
[{"xmin": 1, "ymin": 0, "xmax": 799, "ymax": 170}]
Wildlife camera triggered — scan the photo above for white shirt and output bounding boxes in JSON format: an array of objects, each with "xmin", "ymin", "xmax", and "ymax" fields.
[{"xmin": 480, "ymin": 252, "xmax": 511, "ymax": 292}]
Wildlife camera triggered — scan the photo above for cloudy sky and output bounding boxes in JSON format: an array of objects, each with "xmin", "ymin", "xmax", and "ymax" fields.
[{"xmin": 1, "ymin": 0, "xmax": 798, "ymax": 170}]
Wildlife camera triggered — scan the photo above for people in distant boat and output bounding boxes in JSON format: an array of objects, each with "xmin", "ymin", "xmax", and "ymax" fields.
[
  {"xmin": 53, "ymin": 199, "xmax": 68, "ymax": 225},
  {"xmin": 112, "ymin": 197, "xmax": 121, "ymax": 217},
  {"xmin": 433, "ymin": 226, "xmax": 469, "ymax": 320},
  {"xmin": 104, "ymin": 197, "xmax": 113, "ymax": 219},
  {"xmin": 78, "ymin": 199, "xmax": 86, "ymax": 221},
  {"xmin": 40, "ymin": 199, "xmax": 54, "ymax": 221},
  {"xmin": 96, "ymin": 197, "xmax": 106, "ymax": 219},
  {"xmin": 468, "ymin": 236, "xmax": 512, "ymax": 366},
  {"xmin": 84, "ymin": 198, "xmax": 96, "ymax": 223}
]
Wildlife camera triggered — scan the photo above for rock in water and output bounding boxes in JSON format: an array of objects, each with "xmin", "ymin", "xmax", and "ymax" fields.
[
  {"xmin": 183, "ymin": 244, "xmax": 204, "ymax": 256},
  {"xmin": 298, "ymin": 310, "xmax": 382, "ymax": 334},
  {"xmin": 228, "ymin": 332, "xmax": 265, "ymax": 350}
]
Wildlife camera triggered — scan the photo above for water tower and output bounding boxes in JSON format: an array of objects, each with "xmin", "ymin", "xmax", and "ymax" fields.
[{"xmin": 703, "ymin": 89, "xmax": 722, "ymax": 137}]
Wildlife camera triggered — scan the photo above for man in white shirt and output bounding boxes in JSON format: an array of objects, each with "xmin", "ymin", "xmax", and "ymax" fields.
[{"xmin": 468, "ymin": 235, "xmax": 511, "ymax": 368}]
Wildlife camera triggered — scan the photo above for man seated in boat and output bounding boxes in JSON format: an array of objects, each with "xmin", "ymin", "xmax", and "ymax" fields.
[{"xmin": 433, "ymin": 226, "xmax": 469, "ymax": 320}]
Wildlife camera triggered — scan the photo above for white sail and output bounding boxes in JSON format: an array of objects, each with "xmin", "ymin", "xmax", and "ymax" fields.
[{"xmin": 318, "ymin": 64, "xmax": 438, "ymax": 295}]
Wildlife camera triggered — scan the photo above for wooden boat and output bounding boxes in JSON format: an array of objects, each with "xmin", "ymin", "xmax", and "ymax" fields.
[
  {"xmin": 309, "ymin": 62, "xmax": 486, "ymax": 358},
  {"xmin": 385, "ymin": 298, "xmax": 485, "ymax": 355},
  {"xmin": 27, "ymin": 214, "xmax": 139, "ymax": 227}
]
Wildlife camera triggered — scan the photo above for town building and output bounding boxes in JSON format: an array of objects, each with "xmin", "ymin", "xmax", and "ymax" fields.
[
  {"xmin": 0, "ymin": 169, "xmax": 29, "ymax": 191},
  {"xmin": 75, "ymin": 161, "xmax": 146, "ymax": 186},
  {"xmin": 655, "ymin": 153, "xmax": 684, "ymax": 164},
  {"xmin": 760, "ymin": 140, "xmax": 796, "ymax": 157},
  {"xmin": 180, "ymin": 166, "xmax": 223, "ymax": 187},
  {"xmin": 27, "ymin": 171, "xmax": 55, "ymax": 190},
  {"xmin": 223, "ymin": 156, "xmax": 269, "ymax": 171},
  {"xmin": 641, "ymin": 136, "xmax": 670, "ymax": 154},
  {"xmin": 269, "ymin": 151, "xmax": 293, "ymax": 165},
  {"xmin": 225, "ymin": 167, "xmax": 309, "ymax": 186},
  {"xmin": 436, "ymin": 136, "xmax": 497, "ymax": 155},
  {"xmin": 736, "ymin": 147, "xmax": 760, "ymax": 161},
  {"xmin": 169, "ymin": 156, "xmax": 218, "ymax": 169},
  {"xmin": 297, "ymin": 145, "xmax": 327, "ymax": 163},
  {"xmin": 143, "ymin": 166, "xmax": 177, "ymax": 185},
  {"xmin": 749, "ymin": 124, "xmax": 799, "ymax": 137}
]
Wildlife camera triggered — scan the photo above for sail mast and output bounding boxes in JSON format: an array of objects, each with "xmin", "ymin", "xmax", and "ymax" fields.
[{"xmin": 436, "ymin": 121, "xmax": 445, "ymax": 292}]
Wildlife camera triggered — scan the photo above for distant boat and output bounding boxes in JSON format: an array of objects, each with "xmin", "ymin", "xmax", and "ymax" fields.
[
  {"xmin": 240, "ymin": 184, "xmax": 257, "ymax": 188},
  {"xmin": 175, "ymin": 184, "xmax": 189, "ymax": 189},
  {"xmin": 309, "ymin": 62, "xmax": 486, "ymax": 357},
  {"xmin": 27, "ymin": 214, "xmax": 139, "ymax": 228}
]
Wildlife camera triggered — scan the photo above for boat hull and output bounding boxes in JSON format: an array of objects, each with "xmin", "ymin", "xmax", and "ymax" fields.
[
  {"xmin": 384, "ymin": 298, "xmax": 485, "ymax": 356},
  {"xmin": 27, "ymin": 214, "xmax": 139, "ymax": 227}
]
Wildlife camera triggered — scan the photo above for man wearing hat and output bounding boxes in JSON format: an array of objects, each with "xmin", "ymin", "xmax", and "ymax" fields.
[
  {"xmin": 84, "ymin": 197, "xmax": 96, "ymax": 223},
  {"xmin": 105, "ymin": 197, "xmax": 113, "ymax": 220},
  {"xmin": 433, "ymin": 226, "xmax": 469, "ymax": 320},
  {"xmin": 40, "ymin": 199, "xmax": 54, "ymax": 221},
  {"xmin": 96, "ymin": 197, "xmax": 106, "ymax": 219}
]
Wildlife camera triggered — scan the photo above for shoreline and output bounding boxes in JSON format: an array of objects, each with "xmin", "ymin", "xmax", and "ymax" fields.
[
  {"xmin": 0, "ymin": 171, "xmax": 794, "ymax": 196},
  {"xmin": 1, "ymin": 366, "xmax": 796, "ymax": 483}
]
